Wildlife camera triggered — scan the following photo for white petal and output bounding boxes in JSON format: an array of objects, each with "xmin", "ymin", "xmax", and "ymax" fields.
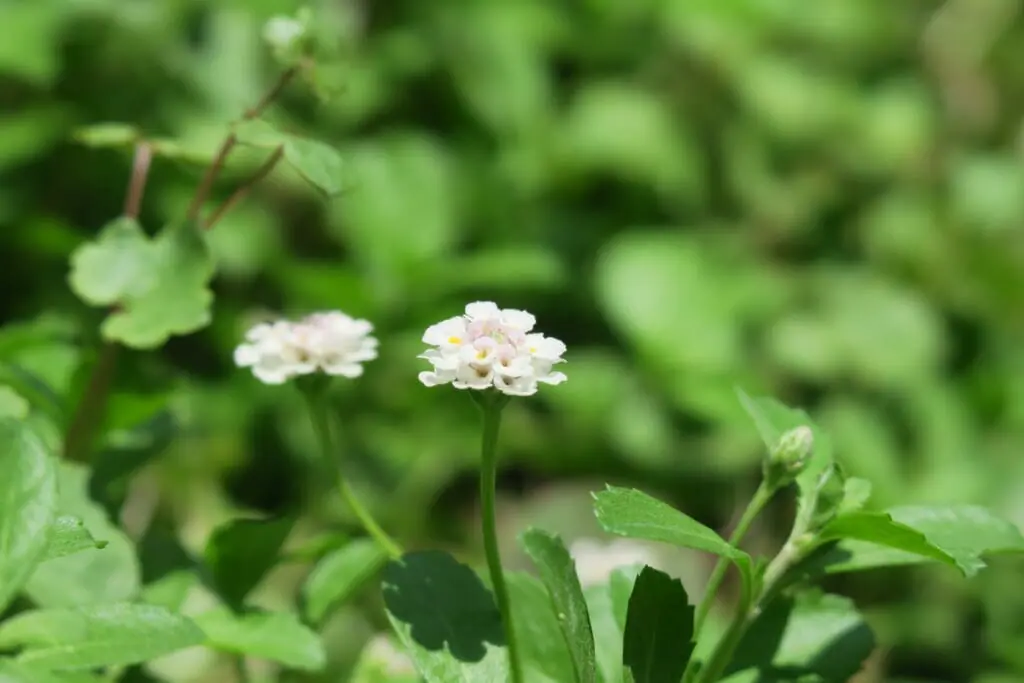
[
  {"xmin": 500, "ymin": 309, "xmax": 536, "ymax": 332},
  {"xmin": 233, "ymin": 344, "xmax": 260, "ymax": 367},
  {"xmin": 252, "ymin": 365, "xmax": 292, "ymax": 384},
  {"xmin": 423, "ymin": 317, "xmax": 467, "ymax": 345},
  {"xmin": 324, "ymin": 363, "xmax": 364, "ymax": 378},
  {"xmin": 418, "ymin": 370, "xmax": 453, "ymax": 387},
  {"xmin": 465, "ymin": 301, "xmax": 501, "ymax": 320},
  {"xmin": 536, "ymin": 371, "xmax": 567, "ymax": 385}
]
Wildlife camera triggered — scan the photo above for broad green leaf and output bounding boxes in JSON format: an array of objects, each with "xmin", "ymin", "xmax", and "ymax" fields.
[
  {"xmin": 622, "ymin": 566, "xmax": 694, "ymax": 683},
  {"xmin": 0, "ymin": 386, "xmax": 28, "ymax": 418},
  {"xmin": 0, "ymin": 603, "xmax": 204, "ymax": 671},
  {"xmin": 26, "ymin": 462, "xmax": 141, "ymax": 607},
  {"xmin": 204, "ymin": 516, "xmax": 293, "ymax": 610},
  {"xmin": 382, "ymin": 550, "xmax": 508, "ymax": 683},
  {"xmin": 506, "ymin": 572, "xmax": 576, "ymax": 683},
  {"xmin": 723, "ymin": 591, "xmax": 874, "ymax": 683},
  {"xmin": 101, "ymin": 221, "xmax": 214, "ymax": 349},
  {"xmin": 284, "ymin": 137, "xmax": 344, "ymax": 196},
  {"xmin": 141, "ymin": 570, "xmax": 199, "ymax": 612},
  {"xmin": 68, "ymin": 217, "xmax": 158, "ymax": 307},
  {"xmin": 815, "ymin": 505, "xmax": 1024, "ymax": 577},
  {"xmin": 519, "ymin": 529, "xmax": 597, "ymax": 683},
  {"xmin": 0, "ymin": 660, "xmax": 104, "ymax": 683},
  {"xmin": 837, "ymin": 478, "xmax": 872, "ymax": 515},
  {"xmin": 302, "ymin": 538, "xmax": 387, "ymax": 624},
  {"xmin": 593, "ymin": 487, "xmax": 751, "ymax": 582},
  {"xmin": 585, "ymin": 566, "xmax": 642, "ymax": 683},
  {"xmin": 39, "ymin": 516, "xmax": 107, "ymax": 562},
  {"xmin": 194, "ymin": 607, "xmax": 326, "ymax": 672},
  {"xmin": 736, "ymin": 389, "xmax": 833, "ymax": 498},
  {"xmin": 0, "ymin": 417, "xmax": 57, "ymax": 612},
  {"xmin": 0, "ymin": 363, "xmax": 65, "ymax": 426},
  {"xmin": 818, "ymin": 512, "xmax": 955, "ymax": 565}
]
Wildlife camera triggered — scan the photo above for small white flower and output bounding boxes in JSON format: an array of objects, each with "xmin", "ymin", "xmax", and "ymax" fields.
[
  {"xmin": 418, "ymin": 301, "xmax": 566, "ymax": 396},
  {"xmin": 263, "ymin": 15, "xmax": 306, "ymax": 53},
  {"xmin": 570, "ymin": 538, "xmax": 661, "ymax": 588},
  {"xmin": 234, "ymin": 311, "xmax": 378, "ymax": 384}
]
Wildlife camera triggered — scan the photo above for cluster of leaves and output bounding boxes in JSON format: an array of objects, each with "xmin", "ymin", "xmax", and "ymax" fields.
[{"xmin": 3, "ymin": 0, "xmax": 1024, "ymax": 681}]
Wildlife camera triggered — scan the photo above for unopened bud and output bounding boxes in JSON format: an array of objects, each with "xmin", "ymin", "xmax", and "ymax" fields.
[{"xmin": 763, "ymin": 426, "xmax": 814, "ymax": 489}]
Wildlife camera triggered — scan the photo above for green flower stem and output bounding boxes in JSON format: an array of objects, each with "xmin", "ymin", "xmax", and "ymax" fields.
[
  {"xmin": 478, "ymin": 399, "xmax": 524, "ymax": 683},
  {"xmin": 303, "ymin": 390, "xmax": 402, "ymax": 560},
  {"xmin": 693, "ymin": 569, "xmax": 754, "ymax": 683},
  {"xmin": 693, "ymin": 481, "xmax": 775, "ymax": 636}
]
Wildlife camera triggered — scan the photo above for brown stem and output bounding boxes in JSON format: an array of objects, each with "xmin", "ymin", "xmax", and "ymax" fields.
[
  {"xmin": 123, "ymin": 142, "xmax": 153, "ymax": 219},
  {"xmin": 186, "ymin": 66, "xmax": 298, "ymax": 223},
  {"xmin": 63, "ymin": 341, "xmax": 119, "ymax": 462},
  {"xmin": 203, "ymin": 146, "xmax": 285, "ymax": 230}
]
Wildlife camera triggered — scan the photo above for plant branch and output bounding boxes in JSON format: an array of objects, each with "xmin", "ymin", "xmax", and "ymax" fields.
[
  {"xmin": 203, "ymin": 146, "xmax": 284, "ymax": 230},
  {"xmin": 123, "ymin": 142, "xmax": 152, "ymax": 219},
  {"xmin": 186, "ymin": 66, "xmax": 298, "ymax": 223}
]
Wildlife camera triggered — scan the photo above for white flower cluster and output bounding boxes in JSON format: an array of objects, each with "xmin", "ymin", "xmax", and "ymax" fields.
[
  {"xmin": 418, "ymin": 302, "xmax": 567, "ymax": 396},
  {"xmin": 569, "ymin": 538, "xmax": 661, "ymax": 588},
  {"xmin": 234, "ymin": 311, "xmax": 378, "ymax": 384}
]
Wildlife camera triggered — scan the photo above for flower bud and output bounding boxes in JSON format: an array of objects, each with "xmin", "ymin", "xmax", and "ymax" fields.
[{"xmin": 763, "ymin": 425, "xmax": 814, "ymax": 490}]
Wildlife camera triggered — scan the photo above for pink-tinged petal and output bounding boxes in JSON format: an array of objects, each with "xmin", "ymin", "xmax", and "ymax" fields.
[
  {"xmin": 465, "ymin": 301, "xmax": 501, "ymax": 320},
  {"xmin": 500, "ymin": 309, "xmax": 536, "ymax": 332}
]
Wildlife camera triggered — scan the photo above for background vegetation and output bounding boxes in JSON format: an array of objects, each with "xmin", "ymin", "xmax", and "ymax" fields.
[{"xmin": 2, "ymin": 0, "xmax": 1024, "ymax": 681}]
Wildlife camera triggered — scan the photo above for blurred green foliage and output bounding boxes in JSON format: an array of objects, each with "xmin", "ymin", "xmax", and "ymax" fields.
[{"xmin": 3, "ymin": 0, "xmax": 1024, "ymax": 680}]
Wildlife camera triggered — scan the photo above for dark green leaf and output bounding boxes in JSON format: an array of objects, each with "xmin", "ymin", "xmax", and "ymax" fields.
[
  {"xmin": 39, "ymin": 516, "xmax": 106, "ymax": 562},
  {"xmin": 0, "ymin": 417, "xmax": 57, "ymax": 612},
  {"xmin": 100, "ymin": 221, "xmax": 214, "ymax": 349},
  {"xmin": 381, "ymin": 550, "xmax": 508, "ymax": 682},
  {"xmin": 204, "ymin": 516, "xmax": 293, "ymax": 610},
  {"xmin": 302, "ymin": 538, "xmax": 387, "ymax": 624},
  {"xmin": 520, "ymin": 528, "xmax": 597, "ymax": 683},
  {"xmin": 724, "ymin": 591, "xmax": 874, "ymax": 683},
  {"xmin": 68, "ymin": 217, "xmax": 158, "ymax": 307},
  {"xmin": 622, "ymin": 566, "xmax": 694, "ymax": 683},
  {"xmin": 194, "ymin": 607, "xmax": 326, "ymax": 671},
  {"xmin": 0, "ymin": 603, "xmax": 205, "ymax": 671}
]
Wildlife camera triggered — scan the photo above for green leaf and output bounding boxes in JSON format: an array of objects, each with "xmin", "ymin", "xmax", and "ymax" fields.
[
  {"xmin": 39, "ymin": 516, "xmax": 107, "ymax": 562},
  {"xmin": 101, "ymin": 221, "xmax": 214, "ymax": 349},
  {"xmin": 382, "ymin": 550, "xmax": 508, "ymax": 683},
  {"xmin": 284, "ymin": 137, "xmax": 344, "ymax": 196},
  {"xmin": 235, "ymin": 119, "xmax": 344, "ymax": 196},
  {"xmin": 68, "ymin": 217, "xmax": 158, "ymax": 307},
  {"xmin": 736, "ymin": 389, "xmax": 833, "ymax": 498},
  {"xmin": 723, "ymin": 591, "xmax": 874, "ymax": 683},
  {"xmin": 72, "ymin": 123, "xmax": 140, "ymax": 150},
  {"xmin": 622, "ymin": 566, "xmax": 694, "ymax": 683},
  {"xmin": 0, "ymin": 603, "xmax": 205, "ymax": 671},
  {"xmin": 0, "ymin": 660, "xmax": 104, "ymax": 683},
  {"xmin": 505, "ymin": 572, "xmax": 577, "ymax": 683},
  {"xmin": 0, "ymin": 417, "xmax": 57, "ymax": 612},
  {"xmin": 194, "ymin": 607, "xmax": 326, "ymax": 671},
  {"xmin": 25, "ymin": 462, "xmax": 141, "ymax": 607},
  {"xmin": 0, "ymin": 386, "xmax": 29, "ymax": 419},
  {"xmin": 815, "ymin": 505, "xmax": 1024, "ymax": 577},
  {"xmin": 204, "ymin": 516, "xmax": 293, "ymax": 610},
  {"xmin": 302, "ymin": 538, "xmax": 387, "ymax": 624},
  {"xmin": 585, "ymin": 566, "xmax": 642, "ymax": 683},
  {"xmin": 593, "ymin": 487, "xmax": 751, "ymax": 580},
  {"xmin": 818, "ymin": 511, "xmax": 956, "ymax": 565},
  {"xmin": 519, "ymin": 528, "xmax": 597, "ymax": 683}
]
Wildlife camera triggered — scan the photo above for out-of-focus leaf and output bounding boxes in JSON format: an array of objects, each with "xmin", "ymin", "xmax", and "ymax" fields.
[
  {"xmin": 506, "ymin": 571, "xmax": 576, "ymax": 683},
  {"xmin": 39, "ymin": 516, "xmax": 107, "ymax": 562},
  {"xmin": 194, "ymin": 607, "xmax": 326, "ymax": 671},
  {"xmin": 26, "ymin": 462, "xmax": 141, "ymax": 607},
  {"xmin": 235, "ymin": 119, "xmax": 344, "ymax": 195},
  {"xmin": 72, "ymin": 123, "xmax": 140, "ymax": 149},
  {"xmin": 0, "ymin": 417, "xmax": 57, "ymax": 612},
  {"xmin": 585, "ymin": 566, "xmax": 641, "ymax": 683},
  {"xmin": 0, "ymin": 603, "xmax": 204, "ymax": 671},
  {"xmin": 302, "ymin": 538, "xmax": 388, "ymax": 624},
  {"xmin": 204, "ymin": 515, "xmax": 294, "ymax": 610},
  {"xmin": 100, "ymin": 221, "xmax": 214, "ymax": 349},
  {"xmin": 0, "ymin": 386, "xmax": 29, "ymax": 418},
  {"xmin": 68, "ymin": 217, "xmax": 158, "ymax": 307}
]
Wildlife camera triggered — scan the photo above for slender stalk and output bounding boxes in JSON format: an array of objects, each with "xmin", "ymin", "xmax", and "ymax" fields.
[
  {"xmin": 694, "ymin": 565, "xmax": 754, "ymax": 683},
  {"xmin": 204, "ymin": 146, "xmax": 285, "ymax": 230},
  {"xmin": 186, "ymin": 66, "xmax": 298, "ymax": 222},
  {"xmin": 303, "ymin": 391, "xmax": 401, "ymax": 559},
  {"xmin": 692, "ymin": 481, "xmax": 774, "ymax": 637},
  {"xmin": 123, "ymin": 142, "xmax": 153, "ymax": 218},
  {"xmin": 478, "ymin": 401, "xmax": 524, "ymax": 683}
]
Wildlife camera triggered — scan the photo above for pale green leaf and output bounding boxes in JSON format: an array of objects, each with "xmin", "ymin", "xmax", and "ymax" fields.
[
  {"xmin": 284, "ymin": 137, "xmax": 344, "ymax": 196},
  {"xmin": 302, "ymin": 538, "xmax": 387, "ymax": 624},
  {"xmin": 0, "ymin": 603, "xmax": 204, "ymax": 671},
  {"xmin": 68, "ymin": 217, "xmax": 157, "ymax": 307},
  {"xmin": 39, "ymin": 516, "xmax": 107, "ymax": 562},
  {"xmin": 194, "ymin": 608, "xmax": 326, "ymax": 671}
]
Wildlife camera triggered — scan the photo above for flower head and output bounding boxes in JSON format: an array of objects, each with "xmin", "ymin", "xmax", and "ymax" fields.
[
  {"xmin": 418, "ymin": 302, "xmax": 566, "ymax": 396},
  {"xmin": 234, "ymin": 311, "xmax": 378, "ymax": 384}
]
